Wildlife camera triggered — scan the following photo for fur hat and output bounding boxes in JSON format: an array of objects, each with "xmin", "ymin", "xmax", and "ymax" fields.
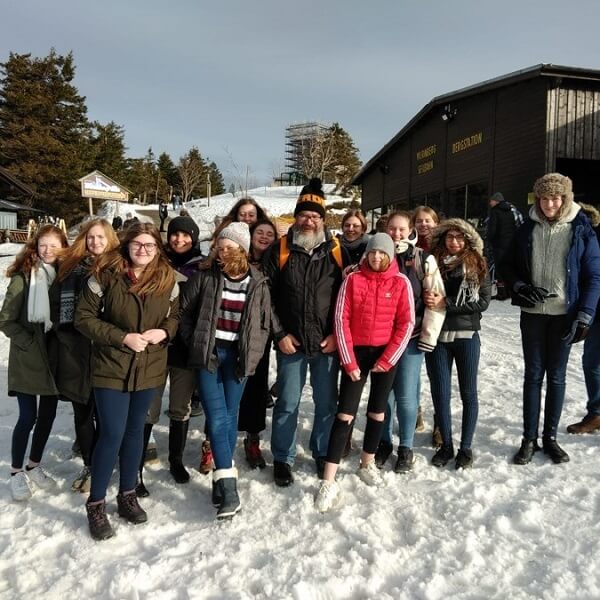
[
  {"xmin": 430, "ymin": 218, "xmax": 484, "ymax": 256},
  {"xmin": 365, "ymin": 232, "xmax": 395, "ymax": 262},
  {"xmin": 532, "ymin": 173, "xmax": 574, "ymax": 221},
  {"xmin": 218, "ymin": 221, "xmax": 250, "ymax": 254},
  {"xmin": 294, "ymin": 177, "xmax": 326, "ymax": 218},
  {"xmin": 167, "ymin": 216, "xmax": 199, "ymax": 246}
]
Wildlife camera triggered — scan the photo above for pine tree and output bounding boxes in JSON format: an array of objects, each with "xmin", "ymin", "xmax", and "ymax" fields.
[
  {"xmin": 0, "ymin": 50, "xmax": 91, "ymax": 220},
  {"xmin": 156, "ymin": 152, "xmax": 179, "ymax": 200},
  {"xmin": 323, "ymin": 123, "xmax": 362, "ymax": 196},
  {"xmin": 207, "ymin": 160, "xmax": 225, "ymax": 196},
  {"xmin": 90, "ymin": 121, "xmax": 128, "ymax": 184}
]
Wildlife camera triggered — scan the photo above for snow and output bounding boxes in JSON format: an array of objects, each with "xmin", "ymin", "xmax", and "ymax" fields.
[{"xmin": 1, "ymin": 231, "xmax": 599, "ymax": 599}]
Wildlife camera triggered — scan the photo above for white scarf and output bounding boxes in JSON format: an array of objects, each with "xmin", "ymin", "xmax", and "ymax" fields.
[
  {"xmin": 443, "ymin": 255, "xmax": 480, "ymax": 306},
  {"xmin": 28, "ymin": 262, "xmax": 56, "ymax": 332}
]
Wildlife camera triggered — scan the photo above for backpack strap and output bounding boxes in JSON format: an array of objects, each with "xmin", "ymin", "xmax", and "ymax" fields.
[
  {"xmin": 330, "ymin": 236, "xmax": 343, "ymax": 269},
  {"xmin": 279, "ymin": 234, "xmax": 344, "ymax": 270}
]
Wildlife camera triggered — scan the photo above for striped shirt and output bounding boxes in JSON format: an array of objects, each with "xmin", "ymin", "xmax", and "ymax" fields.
[{"xmin": 215, "ymin": 273, "xmax": 251, "ymax": 345}]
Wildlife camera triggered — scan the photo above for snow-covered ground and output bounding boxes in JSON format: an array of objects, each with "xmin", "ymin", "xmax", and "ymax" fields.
[{"xmin": 0, "ymin": 225, "xmax": 599, "ymax": 599}]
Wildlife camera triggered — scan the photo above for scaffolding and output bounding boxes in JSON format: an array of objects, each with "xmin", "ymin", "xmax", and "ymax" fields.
[{"xmin": 282, "ymin": 121, "xmax": 330, "ymax": 184}]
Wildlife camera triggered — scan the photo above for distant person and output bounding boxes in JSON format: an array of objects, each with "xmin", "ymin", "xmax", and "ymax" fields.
[
  {"xmin": 122, "ymin": 213, "xmax": 139, "ymax": 230},
  {"xmin": 111, "ymin": 215, "xmax": 123, "ymax": 231},
  {"xmin": 158, "ymin": 201, "xmax": 169, "ymax": 232},
  {"xmin": 486, "ymin": 192, "xmax": 523, "ymax": 300}
]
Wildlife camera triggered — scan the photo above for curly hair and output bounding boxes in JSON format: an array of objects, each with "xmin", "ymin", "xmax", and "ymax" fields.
[
  {"xmin": 7, "ymin": 224, "xmax": 69, "ymax": 278},
  {"xmin": 92, "ymin": 222, "xmax": 175, "ymax": 296},
  {"xmin": 200, "ymin": 244, "xmax": 249, "ymax": 279},
  {"xmin": 57, "ymin": 218, "xmax": 119, "ymax": 282}
]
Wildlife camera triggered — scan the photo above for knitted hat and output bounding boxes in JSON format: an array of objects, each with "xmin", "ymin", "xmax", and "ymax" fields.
[
  {"xmin": 533, "ymin": 173, "xmax": 574, "ymax": 202},
  {"xmin": 218, "ymin": 221, "xmax": 250, "ymax": 253},
  {"xmin": 167, "ymin": 216, "xmax": 199, "ymax": 246},
  {"xmin": 294, "ymin": 177, "xmax": 326, "ymax": 218},
  {"xmin": 365, "ymin": 232, "xmax": 395, "ymax": 262}
]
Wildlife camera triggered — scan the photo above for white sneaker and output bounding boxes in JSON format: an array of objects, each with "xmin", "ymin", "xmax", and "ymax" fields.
[
  {"xmin": 26, "ymin": 466, "xmax": 56, "ymax": 489},
  {"xmin": 11, "ymin": 471, "xmax": 33, "ymax": 501},
  {"xmin": 357, "ymin": 460, "xmax": 384, "ymax": 486},
  {"xmin": 72, "ymin": 466, "xmax": 92, "ymax": 493},
  {"xmin": 314, "ymin": 480, "xmax": 342, "ymax": 513}
]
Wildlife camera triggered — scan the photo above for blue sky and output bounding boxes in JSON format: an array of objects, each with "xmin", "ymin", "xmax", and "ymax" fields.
[{"xmin": 2, "ymin": 0, "xmax": 600, "ymax": 186}]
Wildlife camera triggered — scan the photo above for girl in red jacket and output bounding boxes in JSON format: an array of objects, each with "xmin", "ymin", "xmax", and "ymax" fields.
[{"xmin": 315, "ymin": 233, "xmax": 415, "ymax": 512}]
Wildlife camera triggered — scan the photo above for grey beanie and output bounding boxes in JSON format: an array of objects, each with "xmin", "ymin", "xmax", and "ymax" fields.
[
  {"xmin": 218, "ymin": 221, "xmax": 251, "ymax": 253},
  {"xmin": 365, "ymin": 232, "xmax": 395, "ymax": 262},
  {"xmin": 489, "ymin": 192, "xmax": 504, "ymax": 203}
]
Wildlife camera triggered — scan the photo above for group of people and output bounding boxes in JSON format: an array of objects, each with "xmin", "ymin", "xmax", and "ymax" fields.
[{"xmin": 3, "ymin": 173, "xmax": 600, "ymax": 540}]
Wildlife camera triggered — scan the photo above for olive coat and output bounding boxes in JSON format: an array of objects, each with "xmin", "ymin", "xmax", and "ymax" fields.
[
  {"xmin": 0, "ymin": 273, "xmax": 58, "ymax": 396},
  {"xmin": 74, "ymin": 271, "xmax": 180, "ymax": 392}
]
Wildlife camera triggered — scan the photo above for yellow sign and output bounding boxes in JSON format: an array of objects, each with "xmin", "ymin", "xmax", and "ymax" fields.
[
  {"xmin": 417, "ymin": 161, "xmax": 434, "ymax": 175},
  {"xmin": 452, "ymin": 132, "xmax": 483, "ymax": 154},
  {"xmin": 416, "ymin": 144, "xmax": 437, "ymax": 161}
]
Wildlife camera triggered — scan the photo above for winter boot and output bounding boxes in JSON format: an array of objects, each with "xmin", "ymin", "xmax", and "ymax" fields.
[
  {"xmin": 431, "ymin": 444, "xmax": 455, "ymax": 467},
  {"xmin": 513, "ymin": 438, "xmax": 541, "ymax": 465},
  {"xmin": 415, "ymin": 406, "xmax": 425, "ymax": 432},
  {"xmin": 213, "ymin": 468, "xmax": 241, "ymax": 520},
  {"xmin": 169, "ymin": 419, "xmax": 190, "ymax": 484},
  {"xmin": 455, "ymin": 448, "xmax": 474, "ymax": 469},
  {"xmin": 394, "ymin": 446, "xmax": 415, "ymax": 473},
  {"xmin": 375, "ymin": 441, "xmax": 393, "ymax": 469},
  {"xmin": 136, "ymin": 423, "xmax": 153, "ymax": 497},
  {"xmin": 199, "ymin": 440, "xmax": 214, "ymax": 475},
  {"xmin": 542, "ymin": 437, "xmax": 570, "ymax": 464},
  {"xmin": 117, "ymin": 490, "xmax": 148, "ymax": 524},
  {"xmin": 244, "ymin": 434, "xmax": 266, "ymax": 469},
  {"xmin": 86, "ymin": 499, "xmax": 115, "ymax": 541}
]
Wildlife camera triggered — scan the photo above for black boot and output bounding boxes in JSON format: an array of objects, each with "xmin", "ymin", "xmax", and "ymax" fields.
[
  {"xmin": 431, "ymin": 444, "xmax": 454, "ymax": 467},
  {"xmin": 169, "ymin": 419, "xmax": 190, "ymax": 483},
  {"xmin": 513, "ymin": 438, "xmax": 541, "ymax": 465},
  {"xmin": 542, "ymin": 437, "xmax": 570, "ymax": 464},
  {"xmin": 214, "ymin": 468, "xmax": 241, "ymax": 520},
  {"xmin": 136, "ymin": 423, "xmax": 153, "ymax": 498},
  {"xmin": 117, "ymin": 491, "xmax": 148, "ymax": 524},
  {"xmin": 375, "ymin": 441, "xmax": 393, "ymax": 469},
  {"xmin": 86, "ymin": 499, "xmax": 115, "ymax": 541}
]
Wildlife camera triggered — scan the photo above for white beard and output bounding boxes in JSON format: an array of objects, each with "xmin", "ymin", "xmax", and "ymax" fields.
[{"xmin": 293, "ymin": 227, "xmax": 326, "ymax": 252}]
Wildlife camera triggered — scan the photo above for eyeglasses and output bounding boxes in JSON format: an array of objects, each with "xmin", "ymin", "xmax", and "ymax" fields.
[
  {"xmin": 298, "ymin": 213, "xmax": 322, "ymax": 222},
  {"xmin": 130, "ymin": 241, "xmax": 158, "ymax": 252},
  {"xmin": 446, "ymin": 233, "xmax": 465, "ymax": 242}
]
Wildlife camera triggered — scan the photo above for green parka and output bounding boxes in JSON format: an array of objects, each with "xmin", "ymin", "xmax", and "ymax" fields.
[
  {"xmin": 74, "ymin": 271, "xmax": 180, "ymax": 392},
  {"xmin": 0, "ymin": 273, "xmax": 58, "ymax": 396}
]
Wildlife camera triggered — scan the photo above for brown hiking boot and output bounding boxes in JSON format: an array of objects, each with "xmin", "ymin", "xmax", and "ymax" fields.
[
  {"xmin": 117, "ymin": 491, "xmax": 148, "ymax": 524},
  {"xmin": 431, "ymin": 426, "xmax": 443, "ymax": 448},
  {"xmin": 86, "ymin": 500, "xmax": 115, "ymax": 541},
  {"xmin": 567, "ymin": 414, "xmax": 600, "ymax": 434}
]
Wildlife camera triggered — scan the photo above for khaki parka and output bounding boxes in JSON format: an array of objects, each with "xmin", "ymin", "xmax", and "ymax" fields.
[
  {"xmin": 0, "ymin": 273, "xmax": 59, "ymax": 396},
  {"xmin": 74, "ymin": 271, "xmax": 180, "ymax": 392}
]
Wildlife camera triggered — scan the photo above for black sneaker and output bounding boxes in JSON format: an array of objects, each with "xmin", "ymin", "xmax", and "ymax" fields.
[
  {"xmin": 431, "ymin": 444, "xmax": 454, "ymax": 467},
  {"xmin": 273, "ymin": 461, "xmax": 293, "ymax": 487},
  {"xmin": 542, "ymin": 437, "xmax": 570, "ymax": 464},
  {"xmin": 375, "ymin": 441, "xmax": 393, "ymax": 469},
  {"xmin": 513, "ymin": 438, "xmax": 540, "ymax": 465},
  {"xmin": 394, "ymin": 446, "xmax": 415, "ymax": 473},
  {"xmin": 455, "ymin": 448, "xmax": 473, "ymax": 469}
]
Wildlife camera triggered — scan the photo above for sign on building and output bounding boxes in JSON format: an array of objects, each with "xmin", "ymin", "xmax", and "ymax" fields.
[{"xmin": 79, "ymin": 170, "xmax": 131, "ymax": 215}]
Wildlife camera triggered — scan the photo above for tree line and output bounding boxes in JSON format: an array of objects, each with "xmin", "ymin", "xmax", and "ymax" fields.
[{"xmin": 0, "ymin": 50, "xmax": 225, "ymax": 222}]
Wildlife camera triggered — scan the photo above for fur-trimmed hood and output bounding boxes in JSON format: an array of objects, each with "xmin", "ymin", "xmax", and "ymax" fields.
[
  {"xmin": 429, "ymin": 218, "xmax": 484, "ymax": 257},
  {"xmin": 579, "ymin": 202, "xmax": 600, "ymax": 228}
]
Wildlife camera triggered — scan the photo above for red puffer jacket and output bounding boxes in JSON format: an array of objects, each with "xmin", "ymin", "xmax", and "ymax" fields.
[{"xmin": 334, "ymin": 259, "xmax": 415, "ymax": 374}]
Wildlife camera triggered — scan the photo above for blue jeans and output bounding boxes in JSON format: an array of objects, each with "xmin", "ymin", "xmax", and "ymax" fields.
[
  {"xmin": 583, "ymin": 318, "xmax": 600, "ymax": 416},
  {"xmin": 196, "ymin": 345, "xmax": 247, "ymax": 470},
  {"xmin": 382, "ymin": 337, "xmax": 424, "ymax": 448},
  {"xmin": 520, "ymin": 312, "xmax": 572, "ymax": 439},
  {"xmin": 271, "ymin": 350, "xmax": 339, "ymax": 465},
  {"xmin": 427, "ymin": 334, "xmax": 480, "ymax": 450},
  {"xmin": 90, "ymin": 387, "xmax": 157, "ymax": 502},
  {"xmin": 11, "ymin": 394, "xmax": 58, "ymax": 470}
]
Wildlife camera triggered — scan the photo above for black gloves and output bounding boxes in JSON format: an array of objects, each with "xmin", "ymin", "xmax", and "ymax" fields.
[
  {"xmin": 515, "ymin": 284, "xmax": 556, "ymax": 305},
  {"xmin": 562, "ymin": 311, "xmax": 593, "ymax": 345}
]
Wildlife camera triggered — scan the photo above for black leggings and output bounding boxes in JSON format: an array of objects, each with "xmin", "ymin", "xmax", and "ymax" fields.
[
  {"xmin": 326, "ymin": 346, "xmax": 397, "ymax": 465},
  {"xmin": 73, "ymin": 395, "xmax": 99, "ymax": 467}
]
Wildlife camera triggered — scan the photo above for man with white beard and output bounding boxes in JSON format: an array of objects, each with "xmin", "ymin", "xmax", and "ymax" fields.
[{"xmin": 265, "ymin": 178, "xmax": 348, "ymax": 486}]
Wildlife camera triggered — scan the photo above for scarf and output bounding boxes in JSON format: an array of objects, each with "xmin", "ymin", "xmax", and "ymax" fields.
[
  {"xmin": 443, "ymin": 255, "xmax": 480, "ymax": 306},
  {"xmin": 59, "ymin": 260, "xmax": 90, "ymax": 325},
  {"xmin": 28, "ymin": 262, "xmax": 56, "ymax": 333}
]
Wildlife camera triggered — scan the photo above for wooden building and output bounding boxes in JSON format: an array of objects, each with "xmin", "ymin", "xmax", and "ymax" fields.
[{"xmin": 354, "ymin": 64, "xmax": 600, "ymax": 222}]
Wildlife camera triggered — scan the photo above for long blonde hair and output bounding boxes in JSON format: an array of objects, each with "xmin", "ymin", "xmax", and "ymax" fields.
[
  {"xmin": 58, "ymin": 219, "xmax": 119, "ymax": 282},
  {"xmin": 200, "ymin": 245, "xmax": 249, "ymax": 279},
  {"xmin": 7, "ymin": 224, "xmax": 69, "ymax": 278},
  {"xmin": 92, "ymin": 222, "xmax": 175, "ymax": 296}
]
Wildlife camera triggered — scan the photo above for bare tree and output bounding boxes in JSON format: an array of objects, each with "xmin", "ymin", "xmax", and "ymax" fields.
[
  {"xmin": 223, "ymin": 146, "xmax": 257, "ymax": 196},
  {"xmin": 178, "ymin": 147, "xmax": 206, "ymax": 202},
  {"xmin": 299, "ymin": 131, "xmax": 338, "ymax": 181}
]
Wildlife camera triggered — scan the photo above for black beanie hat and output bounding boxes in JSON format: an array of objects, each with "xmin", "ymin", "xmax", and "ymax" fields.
[
  {"xmin": 294, "ymin": 177, "xmax": 326, "ymax": 218},
  {"xmin": 167, "ymin": 216, "xmax": 199, "ymax": 246}
]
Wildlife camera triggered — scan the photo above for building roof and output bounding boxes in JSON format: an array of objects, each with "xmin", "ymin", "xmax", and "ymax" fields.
[
  {"xmin": 0, "ymin": 199, "xmax": 45, "ymax": 213},
  {"xmin": 0, "ymin": 165, "xmax": 34, "ymax": 196},
  {"xmin": 353, "ymin": 64, "xmax": 600, "ymax": 184}
]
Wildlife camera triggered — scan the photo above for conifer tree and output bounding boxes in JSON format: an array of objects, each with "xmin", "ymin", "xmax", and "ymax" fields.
[
  {"xmin": 207, "ymin": 160, "xmax": 225, "ymax": 196},
  {"xmin": 90, "ymin": 121, "xmax": 128, "ymax": 184},
  {"xmin": 156, "ymin": 152, "xmax": 179, "ymax": 200},
  {"xmin": 0, "ymin": 50, "xmax": 91, "ymax": 220}
]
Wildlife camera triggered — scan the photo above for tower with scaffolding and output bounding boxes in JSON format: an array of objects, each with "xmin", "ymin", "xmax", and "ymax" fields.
[{"xmin": 274, "ymin": 121, "xmax": 330, "ymax": 186}]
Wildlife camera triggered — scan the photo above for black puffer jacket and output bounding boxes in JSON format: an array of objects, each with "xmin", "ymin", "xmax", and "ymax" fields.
[
  {"xmin": 487, "ymin": 201, "xmax": 520, "ymax": 263},
  {"xmin": 441, "ymin": 266, "xmax": 491, "ymax": 331},
  {"xmin": 264, "ymin": 229, "xmax": 348, "ymax": 357},
  {"xmin": 179, "ymin": 263, "xmax": 271, "ymax": 378}
]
